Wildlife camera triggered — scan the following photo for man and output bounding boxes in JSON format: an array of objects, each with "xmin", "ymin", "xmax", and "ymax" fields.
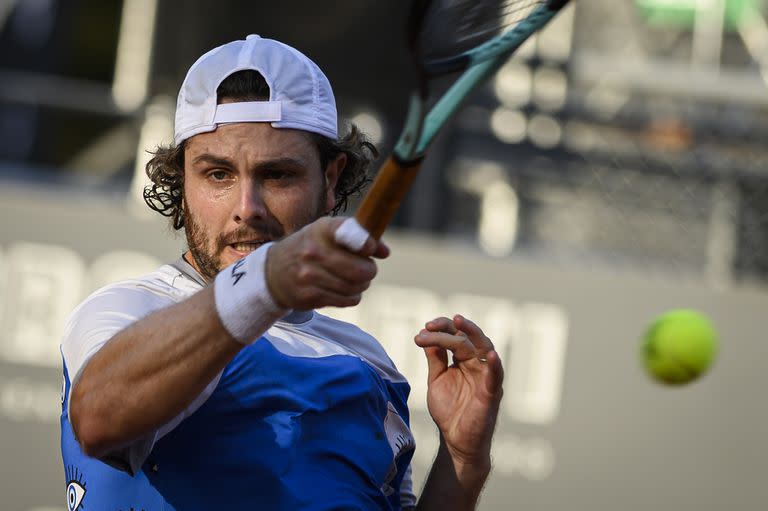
[{"xmin": 61, "ymin": 34, "xmax": 503, "ymax": 510}]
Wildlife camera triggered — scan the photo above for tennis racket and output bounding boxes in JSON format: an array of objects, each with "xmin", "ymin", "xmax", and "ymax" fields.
[{"xmin": 354, "ymin": 0, "xmax": 571, "ymax": 239}]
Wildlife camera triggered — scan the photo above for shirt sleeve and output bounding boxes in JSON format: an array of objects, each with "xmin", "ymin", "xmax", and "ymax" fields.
[{"xmin": 61, "ymin": 281, "xmax": 221, "ymax": 474}]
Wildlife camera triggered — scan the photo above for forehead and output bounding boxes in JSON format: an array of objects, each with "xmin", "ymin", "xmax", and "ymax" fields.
[{"xmin": 184, "ymin": 123, "xmax": 319, "ymax": 167}]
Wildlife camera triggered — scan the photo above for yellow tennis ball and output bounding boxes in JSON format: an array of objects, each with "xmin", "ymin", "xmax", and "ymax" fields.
[{"xmin": 641, "ymin": 309, "xmax": 718, "ymax": 385}]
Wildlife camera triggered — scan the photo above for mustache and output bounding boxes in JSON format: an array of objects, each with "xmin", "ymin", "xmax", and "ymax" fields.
[{"xmin": 217, "ymin": 222, "xmax": 284, "ymax": 246}]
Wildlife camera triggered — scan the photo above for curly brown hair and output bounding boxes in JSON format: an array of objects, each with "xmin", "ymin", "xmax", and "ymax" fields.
[{"xmin": 143, "ymin": 70, "xmax": 378, "ymax": 230}]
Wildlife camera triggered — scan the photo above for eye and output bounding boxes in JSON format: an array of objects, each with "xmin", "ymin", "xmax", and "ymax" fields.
[
  {"xmin": 209, "ymin": 169, "xmax": 229, "ymax": 181},
  {"xmin": 265, "ymin": 168, "xmax": 294, "ymax": 180},
  {"xmin": 67, "ymin": 480, "xmax": 86, "ymax": 510}
]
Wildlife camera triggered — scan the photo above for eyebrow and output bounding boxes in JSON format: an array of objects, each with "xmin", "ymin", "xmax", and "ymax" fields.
[
  {"xmin": 191, "ymin": 154, "xmax": 235, "ymax": 168},
  {"xmin": 191, "ymin": 153, "xmax": 309, "ymax": 171}
]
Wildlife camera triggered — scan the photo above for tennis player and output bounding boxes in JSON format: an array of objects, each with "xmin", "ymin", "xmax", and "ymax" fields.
[{"xmin": 60, "ymin": 35, "xmax": 503, "ymax": 511}]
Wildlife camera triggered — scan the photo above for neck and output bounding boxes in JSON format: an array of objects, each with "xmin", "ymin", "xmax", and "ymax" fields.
[{"xmin": 182, "ymin": 251, "xmax": 211, "ymax": 283}]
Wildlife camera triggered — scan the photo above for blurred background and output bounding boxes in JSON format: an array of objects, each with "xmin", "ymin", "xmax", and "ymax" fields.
[{"xmin": 1, "ymin": 0, "xmax": 767, "ymax": 509}]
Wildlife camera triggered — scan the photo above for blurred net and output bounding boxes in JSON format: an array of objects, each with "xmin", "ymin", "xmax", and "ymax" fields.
[{"xmin": 431, "ymin": 0, "xmax": 768, "ymax": 287}]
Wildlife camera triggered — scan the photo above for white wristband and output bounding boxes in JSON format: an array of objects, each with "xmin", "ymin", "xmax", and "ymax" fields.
[
  {"xmin": 334, "ymin": 217, "xmax": 371, "ymax": 252},
  {"xmin": 213, "ymin": 242, "xmax": 286, "ymax": 344}
]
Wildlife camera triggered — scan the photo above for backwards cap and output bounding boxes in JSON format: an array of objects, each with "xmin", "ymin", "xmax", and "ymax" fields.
[{"xmin": 174, "ymin": 34, "xmax": 337, "ymax": 145}]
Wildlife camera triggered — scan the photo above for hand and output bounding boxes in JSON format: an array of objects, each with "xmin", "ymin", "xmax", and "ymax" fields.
[
  {"xmin": 415, "ymin": 315, "xmax": 504, "ymax": 467},
  {"xmin": 265, "ymin": 217, "xmax": 389, "ymax": 310}
]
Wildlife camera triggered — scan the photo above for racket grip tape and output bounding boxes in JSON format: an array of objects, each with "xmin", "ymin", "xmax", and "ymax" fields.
[{"xmin": 354, "ymin": 155, "xmax": 423, "ymax": 240}]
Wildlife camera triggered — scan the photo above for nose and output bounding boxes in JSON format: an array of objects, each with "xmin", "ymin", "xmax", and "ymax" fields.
[{"xmin": 233, "ymin": 180, "xmax": 267, "ymax": 224}]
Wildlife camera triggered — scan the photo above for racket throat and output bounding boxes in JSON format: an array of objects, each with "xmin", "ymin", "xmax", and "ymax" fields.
[
  {"xmin": 394, "ymin": 93, "xmax": 428, "ymax": 162},
  {"xmin": 354, "ymin": 155, "xmax": 424, "ymax": 239}
]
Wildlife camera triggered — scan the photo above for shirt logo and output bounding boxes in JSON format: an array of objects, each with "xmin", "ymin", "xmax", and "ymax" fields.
[
  {"xmin": 65, "ymin": 466, "xmax": 87, "ymax": 511},
  {"xmin": 231, "ymin": 259, "xmax": 246, "ymax": 286}
]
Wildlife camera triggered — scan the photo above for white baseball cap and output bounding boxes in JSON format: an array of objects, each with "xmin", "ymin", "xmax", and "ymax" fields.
[{"xmin": 174, "ymin": 34, "xmax": 338, "ymax": 145}]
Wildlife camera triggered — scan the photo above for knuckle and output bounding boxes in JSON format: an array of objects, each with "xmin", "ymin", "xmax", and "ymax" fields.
[
  {"xmin": 300, "ymin": 241, "xmax": 321, "ymax": 262},
  {"xmin": 320, "ymin": 216, "xmax": 341, "ymax": 235},
  {"xmin": 295, "ymin": 266, "xmax": 314, "ymax": 285}
]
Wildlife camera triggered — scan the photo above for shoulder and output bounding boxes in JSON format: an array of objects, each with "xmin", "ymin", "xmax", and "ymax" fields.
[
  {"xmin": 93, "ymin": 264, "xmax": 200, "ymax": 299},
  {"xmin": 61, "ymin": 264, "xmax": 202, "ymax": 376},
  {"xmin": 72, "ymin": 265, "xmax": 199, "ymax": 315}
]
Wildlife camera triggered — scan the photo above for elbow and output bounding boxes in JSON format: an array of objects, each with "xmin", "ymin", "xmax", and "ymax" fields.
[
  {"xmin": 69, "ymin": 385, "xmax": 116, "ymax": 458},
  {"xmin": 74, "ymin": 420, "xmax": 112, "ymax": 458}
]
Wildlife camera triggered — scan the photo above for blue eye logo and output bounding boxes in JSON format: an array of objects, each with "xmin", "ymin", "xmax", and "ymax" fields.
[{"xmin": 65, "ymin": 466, "xmax": 87, "ymax": 511}]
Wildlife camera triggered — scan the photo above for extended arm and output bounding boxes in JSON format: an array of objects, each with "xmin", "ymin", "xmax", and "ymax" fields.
[
  {"xmin": 69, "ymin": 284, "xmax": 243, "ymax": 457},
  {"xmin": 70, "ymin": 217, "xmax": 386, "ymax": 458}
]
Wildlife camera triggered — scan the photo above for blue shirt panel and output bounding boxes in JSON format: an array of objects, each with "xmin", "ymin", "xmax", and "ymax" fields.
[{"xmin": 61, "ymin": 337, "xmax": 413, "ymax": 511}]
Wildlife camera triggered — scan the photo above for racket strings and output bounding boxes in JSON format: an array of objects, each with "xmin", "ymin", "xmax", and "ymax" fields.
[
  {"xmin": 473, "ymin": 0, "xmax": 544, "ymax": 36},
  {"xmin": 418, "ymin": 0, "xmax": 545, "ymax": 62}
]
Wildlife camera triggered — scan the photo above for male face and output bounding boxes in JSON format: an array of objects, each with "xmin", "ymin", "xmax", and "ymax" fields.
[{"xmin": 182, "ymin": 121, "xmax": 342, "ymax": 280}]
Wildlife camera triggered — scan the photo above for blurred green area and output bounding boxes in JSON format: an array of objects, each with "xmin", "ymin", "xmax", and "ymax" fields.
[{"xmin": 636, "ymin": 0, "xmax": 765, "ymax": 30}]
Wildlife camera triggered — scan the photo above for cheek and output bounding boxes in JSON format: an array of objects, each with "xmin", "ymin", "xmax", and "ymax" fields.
[
  {"xmin": 186, "ymin": 178, "xmax": 233, "ymax": 213},
  {"xmin": 185, "ymin": 188, "xmax": 228, "ymax": 233},
  {"xmin": 266, "ymin": 186, "xmax": 320, "ymax": 227}
]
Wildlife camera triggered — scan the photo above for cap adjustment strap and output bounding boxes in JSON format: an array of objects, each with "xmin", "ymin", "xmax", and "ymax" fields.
[{"xmin": 213, "ymin": 101, "xmax": 282, "ymax": 124}]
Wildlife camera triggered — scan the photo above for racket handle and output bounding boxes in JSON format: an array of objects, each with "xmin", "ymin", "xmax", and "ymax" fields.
[{"xmin": 354, "ymin": 156, "xmax": 423, "ymax": 240}]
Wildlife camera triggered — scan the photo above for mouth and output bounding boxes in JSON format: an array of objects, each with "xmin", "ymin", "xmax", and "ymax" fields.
[{"xmin": 227, "ymin": 240, "xmax": 269, "ymax": 255}]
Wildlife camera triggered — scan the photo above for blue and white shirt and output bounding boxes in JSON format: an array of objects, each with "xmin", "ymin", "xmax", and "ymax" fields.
[{"xmin": 60, "ymin": 258, "xmax": 416, "ymax": 511}]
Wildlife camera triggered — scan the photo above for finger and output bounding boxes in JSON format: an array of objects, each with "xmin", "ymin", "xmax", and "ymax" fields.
[
  {"xmin": 372, "ymin": 239, "xmax": 390, "ymax": 259},
  {"xmin": 286, "ymin": 281, "xmax": 364, "ymax": 309},
  {"xmin": 482, "ymin": 350, "xmax": 504, "ymax": 395},
  {"xmin": 422, "ymin": 346, "xmax": 448, "ymax": 385},
  {"xmin": 424, "ymin": 317, "xmax": 458, "ymax": 335},
  {"xmin": 317, "ymin": 289, "xmax": 363, "ymax": 308},
  {"xmin": 415, "ymin": 330, "xmax": 478, "ymax": 361},
  {"xmin": 454, "ymin": 314, "xmax": 494, "ymax": 352},
  {"xmin": 292, "ymin": 266, "xmax": 365, "ymax": 309},
  {"xmin": 312, "ymin": 266, "xmax": 373, "ymax": 296},
  {"xmin": 317, "ymin": 249, "xmax": 378, "ymax": 286},
  {"xmin": 357, "ymin": 236, "xmax": 379, "ymax": 258}
]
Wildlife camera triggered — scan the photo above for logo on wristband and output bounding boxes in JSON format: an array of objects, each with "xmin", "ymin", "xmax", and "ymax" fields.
[{"xmin": 231, "ymin": 259, "xmax": 247, "ymax": 286}]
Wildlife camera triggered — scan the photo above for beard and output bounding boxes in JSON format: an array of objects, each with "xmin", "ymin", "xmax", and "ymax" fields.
[{"xmin": 183, "ymin": 188, "xmax": 328, "ymax": 281}]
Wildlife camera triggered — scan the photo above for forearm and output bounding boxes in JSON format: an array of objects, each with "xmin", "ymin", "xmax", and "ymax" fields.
[
  {"xmin": 416, "ymin": 441, "xmax": 491, "ymax": 511},
  {"xmin": 70, "ymin": 286, "xmax": 246, "ymax": 456}
]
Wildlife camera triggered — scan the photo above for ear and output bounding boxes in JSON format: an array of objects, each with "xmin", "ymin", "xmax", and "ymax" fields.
[{"xmin": 324, "ymin": 152, "xmax": 346, "ymax": 213}]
